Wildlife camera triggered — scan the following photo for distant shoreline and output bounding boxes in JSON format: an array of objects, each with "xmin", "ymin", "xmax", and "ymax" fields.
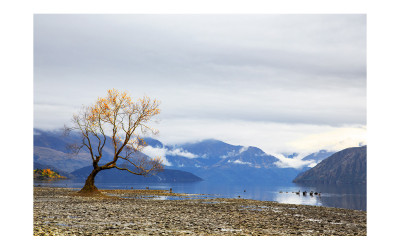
[{"xmin": 34, "ymin": 187, "xmax": 366, "ymax": 236}]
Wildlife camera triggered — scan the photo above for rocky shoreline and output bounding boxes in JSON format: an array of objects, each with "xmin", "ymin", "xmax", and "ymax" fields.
[{"xmin": 33, "ymin": 187, "xmax": 366, "ymax": 236}]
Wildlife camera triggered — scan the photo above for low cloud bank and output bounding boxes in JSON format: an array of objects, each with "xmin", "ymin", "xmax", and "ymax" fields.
[
  {"xmin": 271, "ymin": 153, "xmax": 318, "ymax": 169},
  {"xmin": 227, "ymin": 159, "xmax": 251, "ymax": 165},
  {"xmin": 142, "ymin": 142, "xmax": 323, "ymax": 169},
  {"xmin": 167, "ymin": 148, "xmax": 198, "ymax": 159},
  {"xmin": 141, "ymin": 145, "xmax": 199, "ymax": 166}
]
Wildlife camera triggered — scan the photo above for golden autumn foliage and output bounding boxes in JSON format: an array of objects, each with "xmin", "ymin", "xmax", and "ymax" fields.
[{"xmin": 34, "ymin": 169, "xmax": 66, "ymax": 179}]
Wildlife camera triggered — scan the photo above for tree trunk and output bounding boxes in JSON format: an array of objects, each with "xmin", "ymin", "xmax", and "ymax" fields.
[{"xmin": 78, "ymin": 167, "xmax": 101, "ymax": 194}]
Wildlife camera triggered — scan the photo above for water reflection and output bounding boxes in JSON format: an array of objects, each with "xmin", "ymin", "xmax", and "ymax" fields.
[
  {"xmin": 275, "ymin": 192, "xmax": 323, "ymax": 207},
  {"xmin": 293, "ymin": 183, "xmax": 366, "ymax": 211},
  {"xmin": 34, "ymin": 179, "xmax": 366, "ymax": 211}
]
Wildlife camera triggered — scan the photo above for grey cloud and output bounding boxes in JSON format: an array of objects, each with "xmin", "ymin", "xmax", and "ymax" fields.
[
  {"xmin": 34, "ymin": 14, "xmax": 365, "ymax": 87},
  {"xmin": 34, "ymin": 14, "xmax": 366, "ymax": 152}
]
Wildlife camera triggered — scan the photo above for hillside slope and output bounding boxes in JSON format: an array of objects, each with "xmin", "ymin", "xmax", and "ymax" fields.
[{"xmin": 293, "ymin": 146, "xmax": 366, "ymax": 184}]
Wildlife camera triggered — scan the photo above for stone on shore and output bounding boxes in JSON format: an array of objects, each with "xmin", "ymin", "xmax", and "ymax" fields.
[{"xmin": 34, "ymin": 187, "xmax": 366, "ymax": 236}]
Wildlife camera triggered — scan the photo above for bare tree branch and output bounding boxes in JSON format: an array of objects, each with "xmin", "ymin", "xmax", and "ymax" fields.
[{"xmin": 64, "ymin": 89, "xmax": 163, "ymax": 193}]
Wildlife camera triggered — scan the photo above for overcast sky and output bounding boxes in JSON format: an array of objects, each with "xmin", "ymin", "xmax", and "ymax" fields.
[{"xmin": 34, "ymin": 14, "xmax": 366, "ymax": 159}]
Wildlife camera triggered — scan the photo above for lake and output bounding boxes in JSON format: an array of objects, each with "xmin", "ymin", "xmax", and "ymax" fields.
[{"xmin": 34, "ymin": 179, "xmax": 366, "ymax": 211}]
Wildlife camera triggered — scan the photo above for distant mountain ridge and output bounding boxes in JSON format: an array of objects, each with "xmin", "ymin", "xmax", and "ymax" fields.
[
  {"xmin": 293, "ymin": 146, "xmax": 366, "ymax": 184},
  {"xmin": 143, "ymin": 138, "xmax": 276, "ymax": 168},
  {"xmin": 302, "ymin": 150, "xmax": 335, "ymax": 163},
  {"xmin": 34, "ymin": 129, "xmax": 335, "ymax": 184},
  {"xmin": 143, "ymin": 138, "xmax": 310, "ymax": 184}
]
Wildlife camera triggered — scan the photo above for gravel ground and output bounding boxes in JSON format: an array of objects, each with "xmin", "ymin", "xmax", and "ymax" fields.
[{"xmin": 33, "ymin": 187, "xmax": 366, "ymax": 236}]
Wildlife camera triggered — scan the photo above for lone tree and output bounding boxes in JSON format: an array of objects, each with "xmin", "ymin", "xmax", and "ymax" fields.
[{"xmin": 65, "ymin": 89, "xmax": 163, "ymax": 194}]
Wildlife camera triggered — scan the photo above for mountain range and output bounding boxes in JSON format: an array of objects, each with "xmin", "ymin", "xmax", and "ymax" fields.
[
  {"xmin": 34, "ymin": 129, "xmax": 335, "ymax": 184},
  {"xmin": 143, "ymin": 138, "xmax": 313, "ymax": 184}
]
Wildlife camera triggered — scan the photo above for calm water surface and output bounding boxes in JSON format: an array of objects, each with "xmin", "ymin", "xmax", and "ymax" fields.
[{"xmin": 35, "ymin": 180, "xmax": 366, "ymax": 211}]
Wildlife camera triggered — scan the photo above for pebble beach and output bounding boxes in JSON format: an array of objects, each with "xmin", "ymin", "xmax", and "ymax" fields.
[{"xmin": 34, "ymin": 187, "xmax": 366, "ymax": 236}]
